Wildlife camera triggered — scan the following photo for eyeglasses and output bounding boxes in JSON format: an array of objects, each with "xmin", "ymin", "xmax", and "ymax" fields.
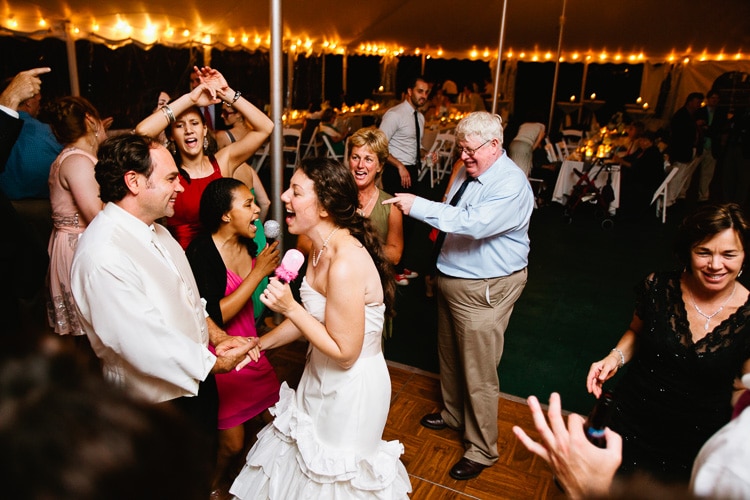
[{"xmin": 457, "ymin": 139, "xmax": 491, "ymax": 157}]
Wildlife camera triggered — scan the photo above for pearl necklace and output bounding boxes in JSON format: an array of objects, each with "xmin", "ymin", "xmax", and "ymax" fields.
[
  {"xmin": 312, "ymin": 226, "xmax": 341, "ymax": 267},
  {"xmin": 687, "ymin": 282, "xmax": 737, "ymax": 331},
  {"xmin": 358, "ymin": 188, "xmax": 379, "ymax": 216}
]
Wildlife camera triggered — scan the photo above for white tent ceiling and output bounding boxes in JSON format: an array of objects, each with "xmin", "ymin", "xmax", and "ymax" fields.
[{"xmin": 2, "ymin": 0, "xmax": 750, "ymax": 62}]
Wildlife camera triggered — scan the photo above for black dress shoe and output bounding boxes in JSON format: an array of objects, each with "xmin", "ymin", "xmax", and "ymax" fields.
[
  {"xmin": 420, "ymin": 412, "xmax": 447, "ymax": 430},
  {"xmin": 449, "ymin": 457, "xmax": 488, "ymax": 480}
]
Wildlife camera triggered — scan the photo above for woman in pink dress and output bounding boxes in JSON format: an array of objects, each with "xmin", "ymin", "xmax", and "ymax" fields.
[
  {"xmin": 185, "ymin": 178, "xmax": 281, "ymax": 498},
  {"xmin": 135, "ymin": 66, "xmax": 273, "ymax": 250},
  {"xmin": 46, "ymin": 96, "xmax": 106, "ymax": 336}
]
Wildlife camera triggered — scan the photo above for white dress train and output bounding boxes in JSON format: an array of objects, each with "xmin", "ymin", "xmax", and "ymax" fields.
[{"xmin": 230, "ymin": 277, "xmax": 411, "ymax": 499}]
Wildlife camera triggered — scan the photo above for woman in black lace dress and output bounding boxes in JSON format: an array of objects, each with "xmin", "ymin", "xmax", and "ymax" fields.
[{"xmin": 587, "ymin": 203, "xmax": 750, "ymax": 484}]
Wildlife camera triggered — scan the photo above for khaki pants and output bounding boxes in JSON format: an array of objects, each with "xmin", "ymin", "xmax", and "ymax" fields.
[{"xmin": 436, "ymin": 268, "xmax": 527, "ymax": 465}]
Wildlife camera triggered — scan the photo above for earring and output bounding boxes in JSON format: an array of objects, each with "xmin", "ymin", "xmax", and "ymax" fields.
[
  {"xmin": 203, "ymin": 136, "xmax": 209, "ymax": 150},
  {"xmin": 739, "ymin": 268, "xmax": 744, "ymax": 278}
]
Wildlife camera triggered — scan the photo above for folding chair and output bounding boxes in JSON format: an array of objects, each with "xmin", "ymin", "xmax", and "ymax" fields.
[
  {"xmin": 651, "ymin": 167, "xmax": 679, "ymax": 223},
  {"xmin": 302, "ymin": 126, "xmax": 322, "ymax": 159},
  {"xmin": 561, "ymin": 129, "xmax": 583, "ymax": 149},
  {"xmin": 544, "ymin": 138, "xmax": 558, "ymax": 163},
  {"xmin": 321, "ymin": 134, "xmax": 345, "ymax": 162},
  {"xmin": 435, "ymin": 132, "xmax": 457, "ymax": 181},
  {"xmin": 252, "ymin": 141, "xmax": 270, "ymax": 172},
  {"xmin": 282, "ymin": 128, "xmax": 302, "ymax": 169}
]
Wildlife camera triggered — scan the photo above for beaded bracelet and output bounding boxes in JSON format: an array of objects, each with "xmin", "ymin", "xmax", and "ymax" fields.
[
  {"xmin": 225, "ymin": 90, "xmax": 241, "ymax": 107},
  {"xmin": 161, "ymin": 105, "xmax": 175, "ymax": 125},
  {"xmin": 610, "ymin": 348, "xmax": 625, "ymax": 368}
]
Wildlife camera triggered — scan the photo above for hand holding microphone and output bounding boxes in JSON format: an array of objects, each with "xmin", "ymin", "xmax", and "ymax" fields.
[{"xmin": 261, "ymin": 249, "xmax": 306, "ymax": 313}]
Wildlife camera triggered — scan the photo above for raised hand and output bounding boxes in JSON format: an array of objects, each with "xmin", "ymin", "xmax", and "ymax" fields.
[
  {"xmin": 0, "ymin": 67, "xmax": 51, "ymax": 110},
  {"xmin": 194, "ymin": 66, "xmax": 229, "ymax": 99}
]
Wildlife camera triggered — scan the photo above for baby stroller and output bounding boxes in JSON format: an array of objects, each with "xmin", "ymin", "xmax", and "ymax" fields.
[{"xmin": 563, "ymin": 160, "xmax": 616, "ymax": 229}]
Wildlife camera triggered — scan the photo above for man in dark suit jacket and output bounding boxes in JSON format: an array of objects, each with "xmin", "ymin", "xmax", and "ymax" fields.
[
  {"xmin": 0, "ymin": 67, "xmax": 51, "ymax": 358},
  {"xmin": 693, "ymin": 90, "xmax": 729, "ymax": 201},
  {"xmin": 666, "ymin": 92, "xmax": 703, "ymax": 206}
]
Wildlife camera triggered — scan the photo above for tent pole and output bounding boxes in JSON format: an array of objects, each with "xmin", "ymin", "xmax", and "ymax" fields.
[
  {"xmin": 548, "ymin": 0, "xmax": 567, "ymax": 132},
  {"xmin": 577, "ymin": 59, "xmax": 589, "ymax": 124},
  {"xmin": 342, "ymin": 50, "xmax": 348, "ymax": 96},
  {"xmin": 286, "ymin": 48, "xmax": 294, "ymax": 111},
  {"xmin": 321, "ymin": 53, "xmax": 326, "ymax": 102},
  {"xmin": 269, "ymin": 0, "xmax": 284, "ymax": 245},
  {"xmin": 491, "ymin": 0, "xmax": 508, "ymax": 115},
  {"xmin": 63, "ymin": 21, "xmax": 80, "ymax": 96}
]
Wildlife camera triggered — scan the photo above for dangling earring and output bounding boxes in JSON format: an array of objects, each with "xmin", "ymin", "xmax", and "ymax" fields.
[
  {"xmin": 203, "ymin": 136, "xmax": 209, "ymax": 150},
  {"xmin": 739, "ymin": 267, "xmax": 744, "ymax": 278}
]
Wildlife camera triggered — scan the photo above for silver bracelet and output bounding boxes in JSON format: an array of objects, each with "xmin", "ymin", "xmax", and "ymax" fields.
[
  {"xmin": 161, "ymin": 104, "xmax": 175, "ymax": 125},
  {"xmin": 610, "ymin": 348, "xmax": 625, "ymax": 368},
  {"xmin": 225, "ymin": 90, "xmax": 241, "ymax": 107}
]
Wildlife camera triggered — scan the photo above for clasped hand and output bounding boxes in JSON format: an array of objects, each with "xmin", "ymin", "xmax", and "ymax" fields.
[
  {"xmin": 214, "ymin": 336, "xmax": 260, "ymax": 372},
  {"xmin": 189, "ymin": 66, "xmax": 230, "ymax": 106}
]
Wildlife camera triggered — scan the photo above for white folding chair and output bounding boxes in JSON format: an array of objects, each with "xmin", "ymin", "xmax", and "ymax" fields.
[
  {"xmin": 435, "ymin": 132, "xmax": 457, "ymax": 182},
  {"xmin": 321, "ymin": 134, "xmax": 345, "ymax": 162},
  {"xmin": 418, "ymin": 134, "xmax": 445, "ymax": 187},
  {"xmin": 555, "ymin": 141, "xmax": 569, "ymax": 160},
  {"xmin": 544, "ymin": 138, "xmax": 558, "ymax": 163},
  {"xmin": 252, "ymin": 141, "xmax": 270, "ymax": 172},
  {"xmin": 561, "ymin": 129, "xmax": 583, "ymax": 149},
  {"xmin": 651, "ymin": 167, "xmax": 679, "ymax": 223},
  {"xmin": 301, "ymin": 126, "xmax": 323, "ymax": 159},
  {"xmin": 282, "ymin": 128, "xmax": 302, "ymax": 169}
]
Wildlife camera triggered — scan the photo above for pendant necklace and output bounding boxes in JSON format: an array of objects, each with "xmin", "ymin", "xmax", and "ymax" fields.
[
  {"xmin": 687, "ymin": 282, "xmax": 737, "ymax": 331},
  {"xmin": 358, "ymin": 188, "xmax": 379, "ymax": 216},
  {"xmin": 312, "ymin": 226, "xmax": 341, "ymax": 267}
]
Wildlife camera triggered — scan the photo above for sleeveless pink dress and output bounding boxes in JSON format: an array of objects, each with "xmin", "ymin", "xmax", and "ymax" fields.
[
  {"xmin": 212, "ymin": 269, "xmax": 280, "ymax": 429},
  {"xmin": 46, "ymin": 147, "xmax": 97, "ymax": 335}
]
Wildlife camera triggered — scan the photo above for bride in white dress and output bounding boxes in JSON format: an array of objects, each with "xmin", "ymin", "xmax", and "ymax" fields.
[{"xmin": 230, "ymin": 157, "xmax": 411, "ymax": 499}]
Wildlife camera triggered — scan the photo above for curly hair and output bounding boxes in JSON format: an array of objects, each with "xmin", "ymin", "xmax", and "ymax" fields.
[
  {"xmin": 674, "ymin": 202, "xmax": 750, "ymax": 270},
  {"xmin": 95, "ymin": 134, "xmax": 155, "ymax": 203},
  {"xmin": 455, "ymin": 111, "xmax": 504, "ymax": 145},
  {"xmin": 46, "ymin": 96, "xmax": 101, "ymax": 145},
  {"xmin": 297, "ymin": 157, "xmax": 396, "ymax": 317}
]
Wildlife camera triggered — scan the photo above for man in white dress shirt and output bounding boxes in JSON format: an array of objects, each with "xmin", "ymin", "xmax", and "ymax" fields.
[{"xmin": 71, "ymin": 134, "xmax": 257, "ymax": 434}]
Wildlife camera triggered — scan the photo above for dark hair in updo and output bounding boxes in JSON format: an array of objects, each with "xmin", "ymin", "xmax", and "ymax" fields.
[
  {"xmin": 96, "ymin": 134, "xmax": 155, "ymax": 203},
  {"xmin": 46, "ymin": 96, "xmax": 101, "ymax": 145},
  {"xmin": 164, "ymin": 106, "xmax": 218, "ymax": 184},
  {"xmin": 675, "ymin": 202, "xmax": 750, "ymax": 270},
  {"xmin": 199, "ymin": 178, "xmax": 258, "ymax": 256},
  {"xmin": 297, "ymin": 157, "xmax": 396, "ymax": 317}
]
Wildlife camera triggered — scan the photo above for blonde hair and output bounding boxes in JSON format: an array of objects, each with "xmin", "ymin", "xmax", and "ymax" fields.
[{"xmin": 347, "ymin": 127, "xmax": 390, "ymax": 166}]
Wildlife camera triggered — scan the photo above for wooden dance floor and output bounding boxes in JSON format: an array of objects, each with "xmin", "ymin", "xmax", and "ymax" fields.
[{"xmin": 266, "ymin": 340, "xmax": 568, "ymax": 500}]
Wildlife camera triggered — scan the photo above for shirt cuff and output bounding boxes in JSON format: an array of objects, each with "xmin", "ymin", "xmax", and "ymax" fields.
[{"xmin": 0, "ymin": 104, "xmax": 19, "ymax": 119}]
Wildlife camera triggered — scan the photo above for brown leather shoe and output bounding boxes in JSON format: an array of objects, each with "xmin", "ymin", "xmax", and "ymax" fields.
[
  {"xmin": 420, "ymin": 412, "xmax": 447, "ymax": 430},
  {"xmin": 449, "ymin": 457, "xmax": 488, "ymax": 480}
]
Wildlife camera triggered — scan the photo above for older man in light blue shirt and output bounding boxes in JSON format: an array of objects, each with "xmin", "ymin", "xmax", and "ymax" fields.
[{"xmin": 385, "ymin": 111, "xmax": 533, "ymax": 480}]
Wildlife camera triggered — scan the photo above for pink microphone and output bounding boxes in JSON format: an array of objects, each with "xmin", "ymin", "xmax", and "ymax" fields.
[{"xmin": 274, "ymin": 249, "xmax": 305, "ymax": 284}]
